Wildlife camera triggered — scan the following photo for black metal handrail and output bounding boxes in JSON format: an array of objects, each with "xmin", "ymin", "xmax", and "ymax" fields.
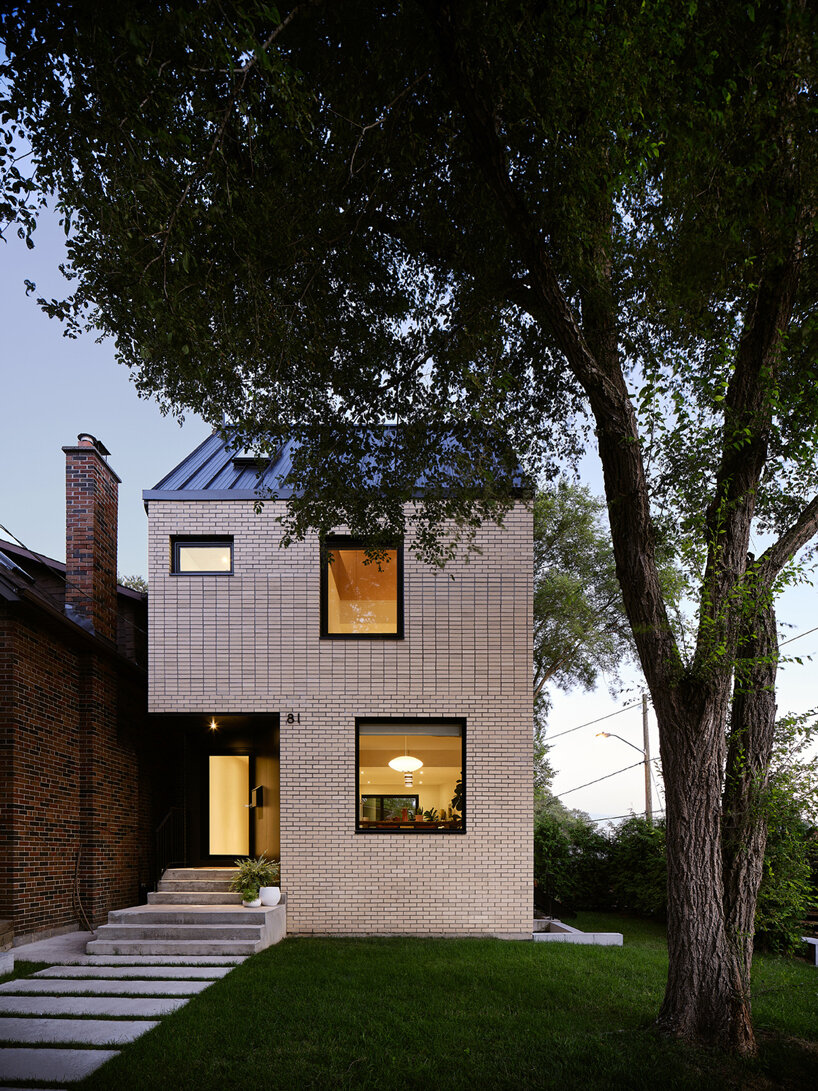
[{"xmin": 154, "ymin": 806, "xmax": 186, "ymax": 888}]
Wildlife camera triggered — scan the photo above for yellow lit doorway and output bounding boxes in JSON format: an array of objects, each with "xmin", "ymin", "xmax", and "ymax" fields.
[{"xmin": 208, "ymin": 754, "xmax": 250, "ymax": 856}]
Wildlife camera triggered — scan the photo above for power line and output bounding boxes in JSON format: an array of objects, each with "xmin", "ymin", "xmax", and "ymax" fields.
[
  {"xmin": 546, "ymin": 700, "xmax": 644, "ymax": 742},
  {"xmin": 586, "ymin": 808, "xmax": 666, "ymax": 825},
  {"xmin": 547, "ymin": 623, "xmax": 818, "ymax": 748},
  {"xmin": 556, "ymin": 755, "xmax": 662, "ymax": 799},
  {"xmin": 0, "ymin": 522, "xmax": 149, "ymax": 642},
  {"xmin": 780, "ymin": 624, "xmax": 818, "ymax": 647}
]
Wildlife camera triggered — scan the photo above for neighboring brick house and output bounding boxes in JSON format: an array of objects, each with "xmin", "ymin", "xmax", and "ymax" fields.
[
  {"xmin": 145, "ymin": 431, "xmax": 533, "ymax": 938},
  {"xmin": 0, "ymin": 435, "xmax": 159, "ymax": 943}
]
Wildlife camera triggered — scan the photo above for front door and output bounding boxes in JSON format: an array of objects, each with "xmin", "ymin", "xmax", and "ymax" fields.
[
  {"xmin": 208, "ymin": 754, "xmax": 251, "ymax": 856},
  {"xmin": 192, "ymin": 714, "xmax": 280, "ymax": 865}
]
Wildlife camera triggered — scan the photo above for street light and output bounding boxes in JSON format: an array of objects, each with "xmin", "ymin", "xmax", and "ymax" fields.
[{"xmin": 596, "ymin": 694, "xmax": 654, "ymax": 822}]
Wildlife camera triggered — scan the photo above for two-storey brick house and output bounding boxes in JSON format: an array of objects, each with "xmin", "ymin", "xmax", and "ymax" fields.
[{"xmin": 144, "ymin": 431, "xmax": 533, "ymax": 937}]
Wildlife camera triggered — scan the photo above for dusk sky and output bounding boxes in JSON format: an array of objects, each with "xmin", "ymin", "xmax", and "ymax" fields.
[{"xmin": 2, "ymin": 207, "xmax": 815, "ymax": 822}]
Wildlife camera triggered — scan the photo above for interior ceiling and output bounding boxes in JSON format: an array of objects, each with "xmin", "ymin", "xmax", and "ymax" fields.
[{"xmin": 359, "ymin": 734, "xmax": 461, "ymax": 769}]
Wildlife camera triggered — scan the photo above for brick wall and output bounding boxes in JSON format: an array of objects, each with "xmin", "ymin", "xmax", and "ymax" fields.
[
  {"xmin": 64, "ymin": 436, "xmax": 120, "ymax": 644},
  {"xmin": 0, "ymin": 604, "xmax": 153, "ymax": 939},
  {"xmin": 148, "ymin": 500, "xmax": 533, "ymax": 937}
]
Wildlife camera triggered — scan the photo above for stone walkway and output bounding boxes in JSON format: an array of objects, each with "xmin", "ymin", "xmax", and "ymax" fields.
[{"xmin": 0, "ymin": 930, "xmax": 245, "ymax": 1087}]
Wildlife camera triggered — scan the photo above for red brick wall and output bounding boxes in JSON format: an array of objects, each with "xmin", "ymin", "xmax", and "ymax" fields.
[
  {"xmin": 0, "ymin": 602, "xmax": 155, "ymax": 938},
  {"xmin": 64, "ymin": 438, "xmax": 119, "ymax": 644},
  {"xmin": 0, "ymin": 614, "xmax": 14, "ymax": 924}
]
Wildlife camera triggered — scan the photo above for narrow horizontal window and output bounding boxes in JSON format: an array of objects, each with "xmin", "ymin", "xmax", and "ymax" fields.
[
  {"xmin": 321, "ymin": 538, "xmax": 403, "ymax": 638},
  {"xmin": 172, "ymin": 537, "xmax": 233, "ymax": 574},
  {"xmin": 356, "ymin": 719, "xmax": 465, "ymax": 834}
]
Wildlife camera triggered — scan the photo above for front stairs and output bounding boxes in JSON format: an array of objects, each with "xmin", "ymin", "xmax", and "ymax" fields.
[{"xmin": 87, "ymin": 868, "xmax": 286, "ymax": 957}]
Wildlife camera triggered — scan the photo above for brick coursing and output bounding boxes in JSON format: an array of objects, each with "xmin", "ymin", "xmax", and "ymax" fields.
[
  {"xmin": 64, "ymin": 441, "xmax": 119, "ymax": 644},
  {"xmin": 0, "ymin": 603, "xmax": 154, "ymax": 937},
  {"xmin": 148, "ymin": 500, "xmax": 533, "ymax": 937},
  {"xmin": 0, "ymin": 437, "xmax": 160, "ymax": 942}
]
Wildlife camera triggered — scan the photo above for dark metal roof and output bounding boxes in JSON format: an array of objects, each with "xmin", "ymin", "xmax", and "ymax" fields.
[
  {"xmin": 144, "ymin": 432, "xmax": 294, "ymax": 502},
  {"xmin": 144, "ymin": 428, "xmax": 527, "ymax": 504}
]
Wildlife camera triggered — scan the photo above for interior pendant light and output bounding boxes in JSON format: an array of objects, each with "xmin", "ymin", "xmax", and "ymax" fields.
[{"xmin": 388, "ymin": 736, "xmax": 423, "ymax": 775}]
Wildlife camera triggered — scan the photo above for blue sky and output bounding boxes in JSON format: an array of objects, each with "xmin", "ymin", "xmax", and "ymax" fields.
[
  {"xmin": 1, "ymin": 210, "xmax": 209, "ymax": 577},
  {"xmin": 2, "ymin": 208, "xmax": 815, "ymax": 822}
]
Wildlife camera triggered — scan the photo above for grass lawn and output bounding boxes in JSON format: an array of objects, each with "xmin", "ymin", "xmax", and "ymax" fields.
[
  {"xmin": 0, "ymin": 961, "xmax": 49, "ymax": 985},
  {"xmin": 74, "ymin": 913, "xmax": 817, "ymax": 1091}
]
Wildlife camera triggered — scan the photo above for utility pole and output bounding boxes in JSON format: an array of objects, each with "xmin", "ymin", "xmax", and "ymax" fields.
[{"xmin": 642, "ymin": 692, "xmax": 653, "ymax": 823}]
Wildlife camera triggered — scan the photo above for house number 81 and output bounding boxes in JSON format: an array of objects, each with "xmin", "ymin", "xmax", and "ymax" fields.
[{"xmin": 286, "ymin": 713, "xmax": 301, "ymax": 724}]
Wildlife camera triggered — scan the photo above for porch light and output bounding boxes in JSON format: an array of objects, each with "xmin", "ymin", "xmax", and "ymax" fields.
[{"xmin": 209, "ymin": 718, "xmax": 218, "ymax": 732}]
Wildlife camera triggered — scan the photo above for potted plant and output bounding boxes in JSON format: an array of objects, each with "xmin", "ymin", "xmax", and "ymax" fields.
[{"xmin": 231, "ymin": 854, "xmax": 281, "ymax": 907}]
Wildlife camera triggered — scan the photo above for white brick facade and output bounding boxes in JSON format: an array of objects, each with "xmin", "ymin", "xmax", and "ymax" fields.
[{"xmin": 147, "ymin": 499, "xmax": 533, "ymax": 936}]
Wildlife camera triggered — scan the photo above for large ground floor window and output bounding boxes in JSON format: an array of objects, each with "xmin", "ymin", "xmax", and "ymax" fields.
[{"xmin": 356, "ymin": 719, "xmax": 464, "ymax": 833}]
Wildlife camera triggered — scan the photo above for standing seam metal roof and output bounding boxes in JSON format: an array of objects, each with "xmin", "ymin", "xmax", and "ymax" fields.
[
  {"xmin": 144, "ymin": 433, "xmax": 295, "ymax": 500},
  {"xmin": 143, "ymin": 429, "xmax": 526, "ymax": 504}
]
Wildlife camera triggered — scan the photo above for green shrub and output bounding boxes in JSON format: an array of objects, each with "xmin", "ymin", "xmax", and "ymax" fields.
[
  {"xmin": 755, "ymin": 801, "xmax": 814, "ymax": 953},
  {"xmin": 533, "ymin": 800, "xmax": 610, "ymax": 911},
  {"xmin": 535, "ymin": 795, "xmax": 815, "ymax": 944},
  {"xmin": 607, "ymin": 817, "xmax": 667, "ymax": 918}
]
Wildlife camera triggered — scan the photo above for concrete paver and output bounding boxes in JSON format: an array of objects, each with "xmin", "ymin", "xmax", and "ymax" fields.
[
  {"xmin": 78, "ymin": 955, "xmax": 244, "ymax": 966},
  {"xmin": 0, "ymin": 1046, "xmax": 118, "ymax": 1082},
  {"xmin": 35, "ymin": 965, "xmax": 231, "ymax": 980},
  {"xmin": 11, "ymin": 932, "xmax": 93, "ymax": 963},
  {"xmin": 6, "ymin": 909, "xmax": 247, "ymax": 1081},
  {"xmin": 0, "ymin": 995, "xmax": 188, "ymax": 1017},
  {"xmin": 0, "ymin": 1016, "xmax": 159, "ymax": 1045},
  {"xmin": 0, "ymin": 978, "xmax": 210, "ymax": 996}
]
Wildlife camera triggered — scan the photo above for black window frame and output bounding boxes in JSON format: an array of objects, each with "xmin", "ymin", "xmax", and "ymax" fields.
[
  {"xmin": 359, "ymin": 794, "xmax": 420, "ymax": 821},
  {"xmin": 355, "ymin": 716, "xmax": 466, "ymax": 835},
  {"xmin": 171, "ymin": 535, "xmax": 234, "ymax": 576},
  {"xmin": 320, "ymin": 536, "xmax": 404, "ymax": 640}
]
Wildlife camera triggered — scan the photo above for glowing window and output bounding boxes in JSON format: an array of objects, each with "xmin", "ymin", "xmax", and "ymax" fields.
[
  {"xmin": 172, "ymin": 538, "xmax": 233, "ymax": 574},
  {"xmin": 356, "ymin": 720, "xmax": 464, "ymax": 834},
  {"xmin": 321, "ymin": 539, "xmax": 403, "ymax": 638}
]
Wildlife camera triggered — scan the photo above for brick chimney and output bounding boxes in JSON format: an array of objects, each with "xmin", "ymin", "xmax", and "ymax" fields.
[{"xmin": 62, "ymin": 433, "xmax": 121, "ymax": 643}]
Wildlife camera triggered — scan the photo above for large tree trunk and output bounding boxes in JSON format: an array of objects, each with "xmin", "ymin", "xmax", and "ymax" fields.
[
  {"xmin": 652, "ymin": 684, "xmax": 757, "ymax": 1053},
  {"xmin": 425, "ymin": 3, "xmax": 810, "ymax": 1056},
  {"xmin": 722, "ymin": 593, "xmax": 778, "ymax": 998}
]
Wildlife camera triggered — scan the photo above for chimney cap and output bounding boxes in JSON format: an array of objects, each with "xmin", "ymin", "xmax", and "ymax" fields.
[
  {"xmin": 63, "ymin": 435, "xmax": 121, "ymax": 482},
  {"xmin": 76, "ymin": 433, "xmax": 111, "ymax": 457}
]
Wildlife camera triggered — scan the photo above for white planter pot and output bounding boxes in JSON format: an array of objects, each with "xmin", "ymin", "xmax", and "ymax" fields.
[
  {"xmin": 242, "ymin": 897, "xmax": 261, "ymax": 908},
  {"xmin": 260, "ymin": 886, "xmax": 281, "ymax": 906}
]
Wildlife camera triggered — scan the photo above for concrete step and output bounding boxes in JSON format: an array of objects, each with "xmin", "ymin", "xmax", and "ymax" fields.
[
  {"xmin": 93, "ymin": 924, "xmax": 262, "ymax": 942},
  {"xmin": 158, "ymin": 879, "xmax": 236, "ymax": 893},
  {"xmin": 161, "ymin": 868, "xmax": 237, "ymax": 883},
  {"xmin": 108, "ymin": 908, "xmax": 261, "ymax": 926},
  {"xmin": 149, "ymin": 890, "xmax": 243, "ymax": 905},
  {"xmin": 86, "ymin": 939, "xmax": 262, "ymax": 956}
]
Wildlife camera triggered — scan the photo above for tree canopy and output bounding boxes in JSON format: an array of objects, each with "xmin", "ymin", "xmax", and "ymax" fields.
[{"xmin": 2, "ymin": 0, "xmax": 817, "ymax": 1054}]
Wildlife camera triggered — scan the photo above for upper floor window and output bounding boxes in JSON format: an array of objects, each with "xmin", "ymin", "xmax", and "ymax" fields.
[
  {"xmin": 320, "ymin": 537, "xmax": 403, "ymax": 638},
  {"xmin": 172, "ymin": 536, "xmax": 233, "ymax": 574}
]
